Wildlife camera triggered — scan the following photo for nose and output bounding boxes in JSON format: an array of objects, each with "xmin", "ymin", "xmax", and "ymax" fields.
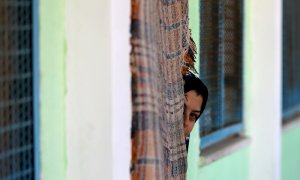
[{"xmin": 184, "ymin": 113, "xmax": 190, "ymax": 127}]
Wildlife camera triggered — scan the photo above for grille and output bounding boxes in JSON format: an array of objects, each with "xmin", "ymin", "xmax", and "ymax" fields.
[
  {"xmin": 199, "ymin": 0, "xmax": 243, "ymax": 136},
  {"xmin": 282, "ymin": 0, "xmax": 300, "ymax": 119},
  {"xmin": 0, "ymin": 0, "xmax": 35, "ymax": 179}
]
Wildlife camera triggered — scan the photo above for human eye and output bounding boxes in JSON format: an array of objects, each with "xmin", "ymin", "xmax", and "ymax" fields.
[{"xmin": 189, "ymin": 113, "xmax": 197, "ymax": 122}]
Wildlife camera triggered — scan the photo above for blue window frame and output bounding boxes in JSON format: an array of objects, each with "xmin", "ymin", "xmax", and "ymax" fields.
[
  {"xmin": 199, "ymin": 0, "xmax": 244, "ymax": 149},
  {"xmin": 282, "ymin": 0, "xmax": 300, "ymax": 120},
  {"xmin": 0, "ymin": 0, "xmax": 39, "ymax": 179}
]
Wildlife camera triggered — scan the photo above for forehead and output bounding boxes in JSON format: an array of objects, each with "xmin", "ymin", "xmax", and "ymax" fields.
[{"xmin": 185, "ymin": 90, "xmax": 203, "ymax": 111}]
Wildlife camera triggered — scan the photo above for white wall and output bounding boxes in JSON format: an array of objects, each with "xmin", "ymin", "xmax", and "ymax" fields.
[
  {"xmin": 64, "ymin": 0, "xmax": 131, "ymax": 179},
  {"xmin": 244, "ymin": 0, "xmax": 282, "ymax": 179},
  {"xmin": 65, "ymin": 0, "xmax": 113, "ymax": 179},
  {"xmin": 111, "ymin": 0, "xmax": 131, "ymax": 180}
]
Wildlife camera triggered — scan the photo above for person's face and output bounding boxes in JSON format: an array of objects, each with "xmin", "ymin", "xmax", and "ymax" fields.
[{"xmin": 184, "ymin": 90, "xmax": 203, "ymax": 137}]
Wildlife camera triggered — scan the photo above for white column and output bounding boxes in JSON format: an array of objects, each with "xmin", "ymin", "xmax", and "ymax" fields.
[
  {"xmin": 111, "ymin": 0, "xmax": 131, "ymax": 180},
  {"xmin": 65, "ymin": 0, "xmax": 113, "ymax": 179},
  {"xmin": 245, "ymin": 0, "xmax": 282, "ymax": 179}
]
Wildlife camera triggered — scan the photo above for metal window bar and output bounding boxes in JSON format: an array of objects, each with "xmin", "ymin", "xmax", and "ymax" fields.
[
  {"xmin": 0, "ymin": 0, "xmax": 36, "ymax": 179},
  {"xmin": 33, "ymin": 0, "xmax": 40, "ymax": 178},
  {"xmin": 199, "ymin": 0, "xmax": 243, "ymax": 149},
  {"xmin": 282, "ymin": 0, "xmax": 300, "ymax": 120}
]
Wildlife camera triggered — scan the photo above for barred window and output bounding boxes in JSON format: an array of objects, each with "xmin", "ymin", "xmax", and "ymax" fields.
[
  {"xmin": 0, "ymin": 0, "xmax": 36, "ymax": 179},
  {"xmin": 282, "ymin": 0, "xmax": 300, "ymax": 120},
  {"xmin": 199, "ymin": 0, "xmax": 243, "ymax": 149}
]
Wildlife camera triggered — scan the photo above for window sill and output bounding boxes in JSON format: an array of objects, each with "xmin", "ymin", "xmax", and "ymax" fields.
[
  {"xmin": 199, "ymin": 135, "xmax": 251, "ymax": 167},
  {"xmin": 282, "ymin": 114, "xmax": 300, "ymax": 133}
]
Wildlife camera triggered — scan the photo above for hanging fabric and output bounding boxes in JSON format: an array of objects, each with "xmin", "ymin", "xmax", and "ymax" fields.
[{"xmin": 130, "ymin": 0, "xmax": 195, "ymax": 179}]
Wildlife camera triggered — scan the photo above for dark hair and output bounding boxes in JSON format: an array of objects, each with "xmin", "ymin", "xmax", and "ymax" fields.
[{"xmin": 183, "ymin": 73, "xmax": 208, "ymax": 117}]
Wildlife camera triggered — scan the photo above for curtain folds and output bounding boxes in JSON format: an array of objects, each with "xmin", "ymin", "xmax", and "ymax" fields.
[{"xmin": 130, "ymin": 0, "xmax": 191, "ymax": 179}]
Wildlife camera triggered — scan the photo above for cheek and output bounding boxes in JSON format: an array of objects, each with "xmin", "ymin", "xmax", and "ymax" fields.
[
  {"xmin": 185, "ymin": 123, "xmax": 195, "ymax": 136},
  {"xmin": 186, "ymin": 122, "xmax": 193, "ymax": 131},
  {"xmin": 189, "ymin": 122, "xmax": 196, "ymax": 130}
]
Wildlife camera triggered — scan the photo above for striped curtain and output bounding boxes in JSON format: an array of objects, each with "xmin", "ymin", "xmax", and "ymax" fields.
[{"xmin": 130, "ymin": 0, "xmax": 191, "ymax": 179}]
